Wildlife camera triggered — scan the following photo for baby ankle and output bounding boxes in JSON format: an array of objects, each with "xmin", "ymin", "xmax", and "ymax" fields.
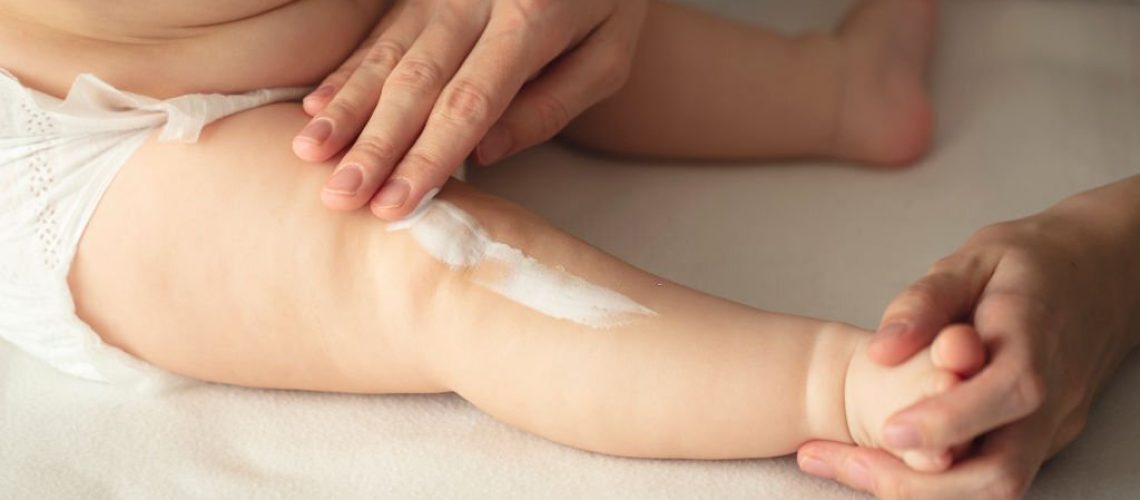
[{"xmin": 804, "ymin": 323, "xmax": 865, "ymax": 444}]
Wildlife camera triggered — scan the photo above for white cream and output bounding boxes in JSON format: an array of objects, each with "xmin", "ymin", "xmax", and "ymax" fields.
[{"xmin": 389, "ymin": 194, "xmax": 656, "ymax": 329}]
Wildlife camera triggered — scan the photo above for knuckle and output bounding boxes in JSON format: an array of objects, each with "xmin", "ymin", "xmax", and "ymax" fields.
[
  {"xmin": 388, "ymin": 59, "xmax": 444, "ymax": 92},
  {"xmin": 970, "ymin": 224, "xmax": 1017, "ymax": 250},
  {"xmin": 1000, "ymin": 247, "xmax": 1035, "ymax": 267},
  {"xmin": 401, "ymin": 149, "xmax": 449, "ymax": 177},
  {"xmin": 959, "ymin": 251, "xmax": 989, "ymax": 273},
  {"xmin": 927, "ymin": 252, "xmax": 986, "ymax": 278},
  {"xmin": 595, "ymin": 49, "xmax": 633, "ymax": 93},
  {"xmin": 1012, "ymin": 372, "xmax": 1047, "ymax": 414},
  {"xmin": 928, "ymin": 255, "xmax": 960, "ymax": 273},
  {"xmin": 438, "ymin": 79, "xmax": 495, "ymax": 126},
  {"xmin": 350, "ymin": 136, "xmax": 401, "ymax": 165},
  {"xmin": 975, "ymin": 290, "xmax": 1048, "ymax": 326},
  {"xmin": 976, "ymin": 221, "xmax": 1014, "ymax": 241},
  {"xmin": 529, "ymin": 92, "xmax": 573, "ymax": 139},
  {"xmin": 321, "ymin": 98, "xmax": 366, "ymax": 123},
  {"xmin": 924, "ymin": 270, "xmax": 961, "ymax": 296},
  {"xmin": 511, "ymin": 0, "xmax": 557, "ymax": 23},
  {"xmin": 985, "ymin": 466, "xmax": 1030, "ymax": 500},
  {"xmin": 901, "ymin": 280, "xmax": 943, "ymax": 312},
  {"xmin": 1016, "ymin": 216, "xmax": 1052, "ymax": 238},
  {"xmin": 362, "ymin": 39, "xmax": 407, "ymax": 72},
  {"xmin": 1056, "ymin": 411, "xmax": 1091, "ymax": 452},
  {"xmin": 323, "ymin": 67, "xmax": 354, "ymax": 88},
  {"xmin": 431, "ymin": 4, "xmax": 467, "ymax": 32}
]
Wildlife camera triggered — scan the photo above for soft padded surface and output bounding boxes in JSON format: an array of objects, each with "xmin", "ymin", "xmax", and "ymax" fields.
[{"xmin": 3, "ymin": 1, "xmax": 1138, "ymax": 498}]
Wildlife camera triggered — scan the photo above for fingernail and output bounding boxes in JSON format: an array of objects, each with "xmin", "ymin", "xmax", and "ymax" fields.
[
  {"xmin": 374, "ymin": 178, "xmax": 411, "ymax": 208},
  {"xmin": 325, "ymin": 165, "xmax": 363, "ymax": 195},
  {"xmin": 884, "ymin": 422, "xmax": 922, "ymax": 449},
  {"xmin": 845, "ymin": 459, "xmax": 875, "ymax": 491},
  {"xmin": 477, "ymin": 125, "xmax": 511, "ymax": 165},
  {"xmin": 296, "ymin": 119, "xmax": 333, "ymax": 145},
  {"xmin": 306, "ymin": 85, "xmax": 335, "ymax": 101},
  {"xmin": 799, "ymin": 455, "xmax": 835, "ymax": 479}
]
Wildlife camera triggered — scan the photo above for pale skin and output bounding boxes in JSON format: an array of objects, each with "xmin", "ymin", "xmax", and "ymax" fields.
[
  {"xmin": 799, "ymin": 176, "xmax": 1140, "ymax": 498},
  {"xmin": 293, "ymin": 0, "xmax": 650, "ymax": 217},
  {"xmin": 295, "ymin": 0, "xmax": 937, "ymax": 219},
  {"xmin": 1, "ymin": 0, "xmax": 972, "ymax": 466},
  {"xmin": 69, "ymin": 101, "xmax": 969, "ymax": 461},
  {"xmin": 8, "ymin": 0, "xmax": 1126, "ymax": 496}
]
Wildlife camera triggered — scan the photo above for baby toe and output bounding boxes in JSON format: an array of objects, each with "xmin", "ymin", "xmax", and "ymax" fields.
[
  {"xmin": 902, "ymin": 449, "xmax": 953, "ymax": 472},
  {"xmin": 931, "ymin": 323, "xmax": 987, "ymax": 375},
  {"xmin": 925, "ymin": 369, "xmax": 961, "ymax": 397}
]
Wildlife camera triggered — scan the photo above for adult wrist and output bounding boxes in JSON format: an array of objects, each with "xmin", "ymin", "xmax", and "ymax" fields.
[
  {"xmin": 1049, "ymin": 179, "xmax": 1140, "ymax": 347},
  {"xmin": 1049, "ymin": 182, "xmax": 1140, "ymax": 252}
]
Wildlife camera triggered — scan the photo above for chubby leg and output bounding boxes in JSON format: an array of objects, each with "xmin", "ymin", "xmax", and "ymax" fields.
[
  {"xmin": 70, "ymin": 103, "xmax": 968, "ymax": 461},
  {"xmin": 563, "ymin": 0, "xmax": 936, "ymax": 166}
]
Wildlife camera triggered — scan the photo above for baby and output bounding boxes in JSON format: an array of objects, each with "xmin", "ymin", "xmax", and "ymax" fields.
[{"xmin": 0, "ymin": 0, "xmax": 979, "ymax": 481}]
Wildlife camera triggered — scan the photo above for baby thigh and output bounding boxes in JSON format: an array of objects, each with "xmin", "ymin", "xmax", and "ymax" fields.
[{"xmin": 69, "ymin": 103, "xmax": 448, "ymax": 393}]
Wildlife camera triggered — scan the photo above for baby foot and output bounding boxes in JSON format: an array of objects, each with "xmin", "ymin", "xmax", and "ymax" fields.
[
  {"xmin": 843, "ymin": 324, "xmax": 983, "ymax": 472},
  {"xmin": 832, "ymin": 0, "xmax": 938, "ymax": 166}
]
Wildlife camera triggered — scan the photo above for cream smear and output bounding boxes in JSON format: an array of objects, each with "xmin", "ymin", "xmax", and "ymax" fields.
[{"xmin": 388, "ymin": 191, "xmax": 656, "ymax": 329}]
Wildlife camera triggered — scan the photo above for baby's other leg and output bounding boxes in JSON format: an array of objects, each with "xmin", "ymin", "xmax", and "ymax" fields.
[{"xmin": 563, "ymin": 0, "xmax": 936, "ymax": 166}]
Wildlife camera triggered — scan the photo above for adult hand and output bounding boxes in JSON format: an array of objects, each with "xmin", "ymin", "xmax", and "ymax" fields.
[
  {"xmin": 292, "ymin": 0, "xmax": 647, "ymax": 219},
  {"xmin": 796, "ymin": 177, "xmax": 1140, "ymax": 498}
]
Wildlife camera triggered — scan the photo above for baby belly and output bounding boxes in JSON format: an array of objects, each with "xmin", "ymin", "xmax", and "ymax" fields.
[
  {"xmin": 163, "ymin": 0, "xmax": 391, "ymax": 94},
  {"xmin": 0, "ymin": 0, "xmax": 389, "ymax": 97}
]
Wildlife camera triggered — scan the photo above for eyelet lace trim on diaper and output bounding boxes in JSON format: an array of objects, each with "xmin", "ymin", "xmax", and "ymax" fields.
[
  {"xmin": 22, "ymin": 100, "xmax": 62, "ymax": 271},
  {"xmin": 1, "ymin": 69, "xmax": 308, "ymax": 391}
]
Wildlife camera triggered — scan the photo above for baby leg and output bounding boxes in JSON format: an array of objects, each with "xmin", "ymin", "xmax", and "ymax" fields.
[
  {"xmin": 563, "ymin": 0, "xmax": 937, "ymax": 166},
  {"xmin": 71, "ymin": 102, "xmax": 976, "ymax": 461}
]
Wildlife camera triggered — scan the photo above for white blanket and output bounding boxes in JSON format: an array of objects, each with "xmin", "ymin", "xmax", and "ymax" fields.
[{"xmin": 3, "ymin": 1, "xmax": 1138, "ymax": 498}]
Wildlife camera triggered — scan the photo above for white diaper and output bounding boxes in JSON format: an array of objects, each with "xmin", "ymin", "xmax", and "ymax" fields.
[{"xmin": 0, "ymin": 69, "xmax": 307, "ymax": 390}]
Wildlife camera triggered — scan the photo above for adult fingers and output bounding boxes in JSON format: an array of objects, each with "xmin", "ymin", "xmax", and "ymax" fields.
[
  {"xmin": 300, "ymin": 1, "xmax": 426, "ymax": 116},
  {"xmin": 322, "ymin": 4, "xmax": 490, "ymax": 211},
  {"xmin": 367, "ymin": 11, "xmax": 545, "ymax": 218},
  {"xmin": 881, "ymin": 329, "xmax": 1044, "ymax": 452},
  {"xmin": 299, "ymin": 41, "xmax": 368, "ymax": 118},
  {"xmin": 300, "ymin": 27, "xmax": 389, "ymax": 117},
  {"xmin": 474, "ymin": 10, "xmax": 640, "ymax": 165},
  {"xmin": 868, "ymin": 253, "xmax": 997, "ymax": 366},
  {"xmin": 293, "ymin": 4, "xmax": 428, "ymax": 162},
  {"xmin": 799, "ymin": 420, "xmax": 1047, "ymax": 500},
  {"xmin": 798, "ymin": 442, "xmax": 957, "ymax": 499}
]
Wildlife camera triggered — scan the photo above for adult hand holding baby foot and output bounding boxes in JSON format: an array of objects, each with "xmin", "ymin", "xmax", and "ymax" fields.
[
  {"xmin": 797, "ymin": 177, "xmax": 1140, "ymax": 499},
  {"xmin": 292, "ymin": 0, "xmax": 647, "ymax": 219}
]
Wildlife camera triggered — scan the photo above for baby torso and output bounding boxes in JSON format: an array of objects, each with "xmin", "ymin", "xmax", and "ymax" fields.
[
  {"xmin": 0, "ymin": 0, "xmax": 388, "ymax": 97},
  {"xmin": 0, "ymin": 0, "xmax": 411, "ymax": 387}
]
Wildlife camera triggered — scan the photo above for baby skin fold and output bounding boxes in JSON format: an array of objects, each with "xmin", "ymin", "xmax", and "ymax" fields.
[{"xmin": 71, "ymin": 104, "xmax": 971, "ymax": 473}]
